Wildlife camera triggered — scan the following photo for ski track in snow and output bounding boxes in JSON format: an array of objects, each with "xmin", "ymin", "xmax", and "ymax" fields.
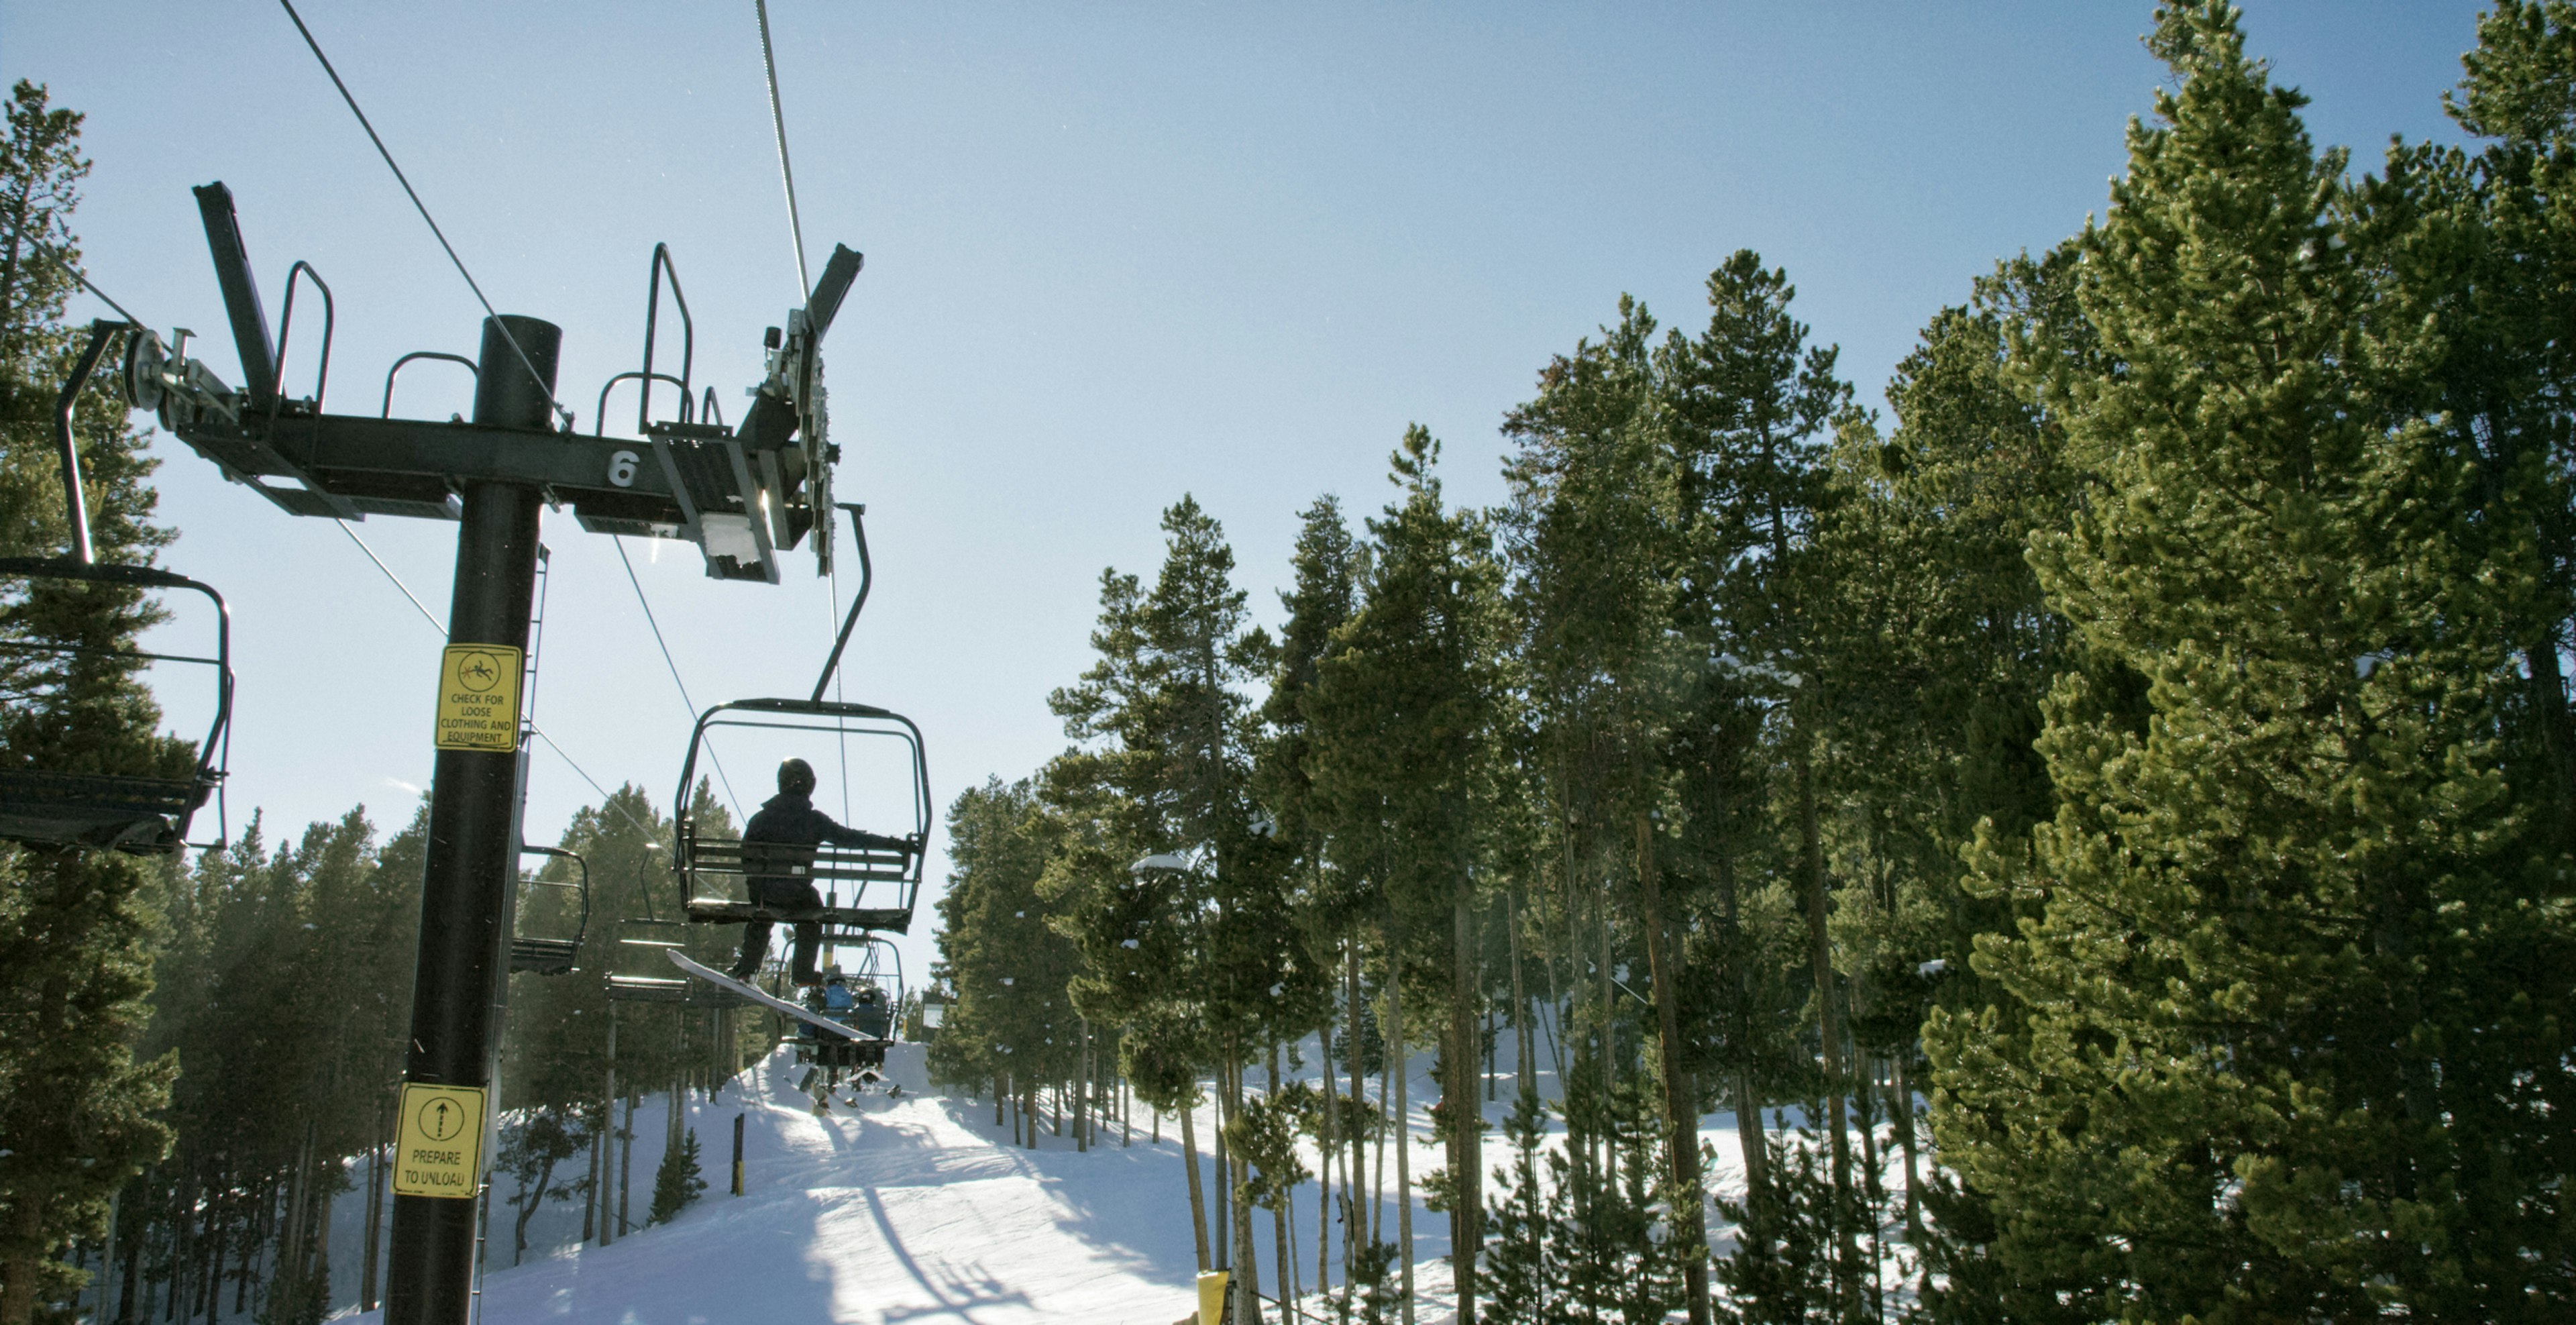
[{"xmin": 304, "ymin": 1037, "xmax": 1901, "ymax": 1325}]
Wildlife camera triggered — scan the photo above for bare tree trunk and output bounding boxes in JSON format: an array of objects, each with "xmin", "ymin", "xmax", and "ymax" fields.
[
  {"xmin": 1346, "ymin": 938, "xmax": 1370, "ymax": 1262},
  {"xmin": 603, "ymin": 1007, "xmax": 621, "ymax": 1245},
  {"xmin": 1793, "ymin": 735, "xmax": 1858, "ymax": 1306},
  {"xmin": 1510, "ymin": 884, "xmax": 1532, "ymax": 1095},
  {"xmin": 1271, "ymin": 1041, "xmax": 1294, "ymax": 1325},
  {"xmin": 119, "ymin": 1183, "xmax": 145, "ymax": 1324},
  {"xmin": 1317, "ymin": 1016, "xmax": 1335, "ymax": 1300},
  {"xmin": 309, "ymin": 1179, "xmax": 331, "ymax": 1302},
  {"xmin": 1639, "ymin": 811, "xmax": 1712, "ymax": 1325},
  {"xmin": 1714, "ymin": 804, "xmax": 1770, "ymax": 1197},
  {"xmin": 1856, "ymin": 1053, "xmax": 1888, "ymax": 1319},
  {"xmin": 0, "ymin": 1194, "xmax": 48, "ymax": 1325},
  {"xmin": 621, "ymin": 1092, "xmax": 637, "ymax": 1238},
  {"xmin": 1229, "ymin": 1055, "xmax": 1264, "ymax": 1325},
  {"xmin": 229, "ymin": 1186, "xmax": 254, "ymax": 1317},
  {"xmin": 199, "ymin": 1197, "xmax": 223, "ymax": 1325},
  {"xmin": 362, "ymin": 1124, "xmax": 385, "ymax": 1312},
  {"xmin": 1389, "ymin": 932, "xmax": 1414, "ymax": 1325},
  {"xmin": 581, "ymin": 1119, "xmax": 602, "ymax": 1244},
  {"xmin": 1449, "ymin": 894, "xmax": 1481, "ymax": 1325},
  {"xmin": 1181, "ymin": 1092, "xmax": 1212, "ymax": 1272},
  {"xmin": 1892, "ymin": 1054, "xmax": 1922, "ymax": 1242}
]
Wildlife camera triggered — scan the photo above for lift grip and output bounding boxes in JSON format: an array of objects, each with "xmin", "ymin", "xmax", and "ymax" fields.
[{"xmin": 193, "ymin": 181, "xmax": 279, "ymax": 411}]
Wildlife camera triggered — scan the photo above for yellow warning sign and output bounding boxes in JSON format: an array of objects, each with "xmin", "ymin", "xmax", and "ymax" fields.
[
  {"xmin": 433, "ymin": 644, "xmax": 522, "ymax": 752},
  {"xmin": 392, "ymin": 1082, "xmax": 486, "ymax": 1199}
]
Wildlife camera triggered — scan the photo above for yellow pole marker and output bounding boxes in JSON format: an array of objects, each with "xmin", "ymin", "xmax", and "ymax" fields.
[
  {"xmin": 434, "ymin": 643, "xmax": 523, "ymax": 752},
  {"xmin": 1197, "ymin": 1269, "xmax": 1229, "ymax": 1324},
  {"xmin": 392, "ymin": 1083, "xmax": 488, "ymax": 1199}
]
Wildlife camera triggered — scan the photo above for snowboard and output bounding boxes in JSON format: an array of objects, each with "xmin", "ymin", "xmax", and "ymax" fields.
[{"xmin": 667, "ymin": 951, "xmax": 881, "ymax": 1043}]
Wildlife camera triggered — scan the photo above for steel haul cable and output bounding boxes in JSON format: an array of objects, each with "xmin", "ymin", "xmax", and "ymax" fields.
[
  {"xmin": 276, "ymin": 0, "xmax": 572, "ymax": 429},
  {"xmin": 614, "ymin": 537, "xmax": 743, "ymax": 816},
  {"xmin": 333, "ymin": 519, "xmax": 666, "ymax": 849},
  {"xmin": 753, "ymin": 0, "xmax": 812, "ymax": 297}
]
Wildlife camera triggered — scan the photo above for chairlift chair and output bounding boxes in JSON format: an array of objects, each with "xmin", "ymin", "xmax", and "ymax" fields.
[
  {"xmin": 604, "ymin": 916, "xmax": 696, "ymax": 1003},
  {"xmin": 674, "ymin": 698, "xmax": 930, "ymax": 936},
  {"xmin": 508, "ymin": 843, "xmax": 590, "ymax": 975},
  {"xmin": 797, "ymin": 936, "xmax": 902, "ymax": 1074},
  {"xmin": 604, "ymin": 914, "xmax": 756, "ymax": 1008},
  {"xmin": 673, "ymin": 505, "xmax": 930, "ymax": 939},
  {"xmin": 0, "ymin": 319, "xmax": 235, "ymax": 855}
]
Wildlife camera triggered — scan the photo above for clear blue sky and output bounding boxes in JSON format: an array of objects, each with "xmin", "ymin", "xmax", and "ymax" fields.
[{"xmin": 3, "ymin": 2, "xmax": 2485, "ymax": 977}]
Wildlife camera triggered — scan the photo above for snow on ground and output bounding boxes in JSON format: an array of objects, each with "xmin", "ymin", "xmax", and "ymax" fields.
[{"xmin": 309, "ymin": 1028, "xmax": 1899, "ymax": 1324}]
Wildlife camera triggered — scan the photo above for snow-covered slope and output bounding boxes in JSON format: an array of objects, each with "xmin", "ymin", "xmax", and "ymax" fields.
[
  {"xmin": 341, "ymin": 1043, "xmax": 1220, "ymax": 1324},
  {"xmin": 325, "ymin": 1033, "xmax": 1811, "ymax": 1325}
]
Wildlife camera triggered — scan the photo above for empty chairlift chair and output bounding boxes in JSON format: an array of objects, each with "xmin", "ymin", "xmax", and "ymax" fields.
[
  {"xmin": 604, "ymin": 916, "xmax": 696, "ymax": 1002},
  {"xmin": 0, "ymin": 319, "xmax": 234, "ymax": 855},
  {"xmin": 508, "ymin": 843, "xmax": 590, "ymax": 975}
]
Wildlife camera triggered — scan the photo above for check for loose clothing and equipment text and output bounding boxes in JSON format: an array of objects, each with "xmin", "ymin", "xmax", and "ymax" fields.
[{"xmin": 434, "ymin": 644, "xmax": 522, "ymax": 752}]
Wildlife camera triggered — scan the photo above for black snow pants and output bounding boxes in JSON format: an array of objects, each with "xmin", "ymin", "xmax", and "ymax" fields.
[{"xmin": 731, "ymin": 875, "xmax": 825, "ymax": 983}]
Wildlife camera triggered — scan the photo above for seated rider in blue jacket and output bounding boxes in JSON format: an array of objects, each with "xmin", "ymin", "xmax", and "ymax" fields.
[{"xmin": 729, "ymin": 759, "xmax": 912, "ymax": 984}]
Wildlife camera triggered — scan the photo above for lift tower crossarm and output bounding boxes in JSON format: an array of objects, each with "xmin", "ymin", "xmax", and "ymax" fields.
[
  {"xmin": 169, "ymin": 182, "xmax": 848, "ymax": 583},
  {"xmin": 176, "ymin": 412, "xmax": 698, "ymax": 524}
]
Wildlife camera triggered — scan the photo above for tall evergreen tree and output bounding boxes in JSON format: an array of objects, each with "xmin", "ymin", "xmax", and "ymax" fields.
[
  {"xmin": 0, "ymin": 81, "xmax": 178, "ymax": 1322},
  {"xmin": 1309, "ymin": 427, "xmax": 1505, "ymax": 1324},
  {"xmin": 1927, "ymin": 4, "xmax": 2576, "ymax": 1317},
  {"xmin": 1047, "ymin": 494, "xmax": 1316, "ymax": 1317}
]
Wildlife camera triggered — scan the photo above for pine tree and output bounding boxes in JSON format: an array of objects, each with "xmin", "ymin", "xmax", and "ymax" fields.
[
  {"xmin": 1046, "ymin": 494, "xmax": 1319, "ymax": 1312},
  {"xmin": 1479, "ymin": 1088, "xmax": 1560, "ymax": 1322},
  {"xmin": 0, "ymin": 81, "xmax": 177, "ymax": 1322},
  {"xmin": 1711, "ymin": 1114, "xmax": 1845, "ymax": 1325},
  {"xmin": 646, "ymin": 1126, "xmax": 706, "ymax": 1226},
  {"xmin": 1662, "ymin": 250, "xmax": 1862, "ymax": 1315},
  {"xmin": 1927, "ymin": 4, "xmax": 2576, "ymax": 1317},
  {"xmin": 1309, "ymin": 427, "xmax": 1505, "ymax": 1324}
]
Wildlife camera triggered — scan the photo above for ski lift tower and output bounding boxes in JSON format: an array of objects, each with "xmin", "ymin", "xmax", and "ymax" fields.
[{"xmin": 141, "ymin": 183, "xmax": 859, "ymax": 1325}]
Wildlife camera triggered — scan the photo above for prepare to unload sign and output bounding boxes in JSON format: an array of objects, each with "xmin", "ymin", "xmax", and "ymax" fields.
[
  {"xmin": 435, "ymin": 644, "xmax": 522, "ymax": 752},
  {"xmin": 393, "ymin": 1082, "xmax": 487, "ymax": 1199}
]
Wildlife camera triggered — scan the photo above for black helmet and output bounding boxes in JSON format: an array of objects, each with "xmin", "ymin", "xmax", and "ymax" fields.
[{"xmin": 778, "ymin": 757, "xmax": 817, "ymax": 796}]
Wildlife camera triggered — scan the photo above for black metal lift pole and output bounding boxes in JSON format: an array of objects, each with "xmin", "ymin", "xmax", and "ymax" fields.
[{"xmin": 384, "ymin": 315, "xmax": 558, "ymax": 1325}]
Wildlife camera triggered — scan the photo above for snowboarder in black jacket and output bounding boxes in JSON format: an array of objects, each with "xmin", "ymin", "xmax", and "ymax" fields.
[{"xmin": 729, "ymin": 758, "xmax": 913, "ymax": 983}]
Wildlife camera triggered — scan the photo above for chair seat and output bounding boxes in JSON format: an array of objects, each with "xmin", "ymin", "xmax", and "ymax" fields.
[
  {"xmin": 509, "ymin": 937, "xmax": 582, "ymax": 975},
  {"xmin": 0, "ymin": 770, "xmax": 213, "ymax": 855},
  {"xmin": 684, "ymin": 899, "xmax": 913, "ymax": 934},
  {"xmin": 605, "ymin": 974, "xmax": 749, "ymax": 1007}
]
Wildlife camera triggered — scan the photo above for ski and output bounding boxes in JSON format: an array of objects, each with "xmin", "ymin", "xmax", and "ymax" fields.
[{"xmin": 667, "ymin": 951, "xmax": 882, "ymax": 1043}]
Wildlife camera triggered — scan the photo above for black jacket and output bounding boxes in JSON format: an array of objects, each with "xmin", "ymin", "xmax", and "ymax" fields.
[{"xmin": 743, "ymin": 792, "xmax": 908, "ymax": 853}]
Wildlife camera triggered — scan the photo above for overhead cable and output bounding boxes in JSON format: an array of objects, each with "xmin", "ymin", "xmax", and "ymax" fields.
[
  {"xmin": 25, "ymin": 235, "xmax": 148, "ymax": 328},
  {"xmin": 753, "ymin": 0, "xmax": 812, "ymax": 296},
  {"xmin": 335, "ymin": 519, "xmax": 442, "ymax": 632},
  {"xmin": 276, "ymin": 0, "xmax": 571, "ymax": 428},
  {"xmin": 334, "ymin": 519, "xmax": 662, "ymax": 846},
  {"xmin": 614, "ymin": 536, "xmax": 743, "ymax": 814}
]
